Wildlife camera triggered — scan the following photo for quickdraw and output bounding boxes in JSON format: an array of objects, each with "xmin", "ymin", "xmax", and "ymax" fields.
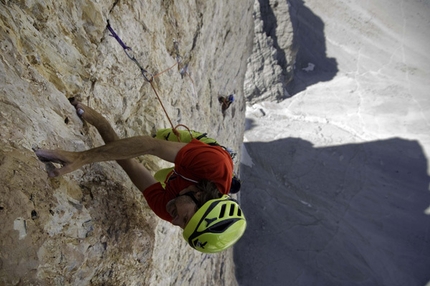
[{"xmin": 106, "ymin": 20, "xmax": 190, "ymax": 140}]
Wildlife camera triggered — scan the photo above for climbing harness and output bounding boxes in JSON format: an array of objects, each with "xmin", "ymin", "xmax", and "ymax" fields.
[{"xmin": 106, "ymin": 20, "xmax": 190, "ymax": 140}]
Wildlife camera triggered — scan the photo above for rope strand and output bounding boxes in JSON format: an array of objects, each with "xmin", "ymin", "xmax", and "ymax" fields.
[{"xmin": 106, "ymin": 21, "xmax": 192, "ymax": 142}]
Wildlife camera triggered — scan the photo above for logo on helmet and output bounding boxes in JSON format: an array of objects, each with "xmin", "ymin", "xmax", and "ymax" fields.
[
  {"xmin": 193, "ymin": 239, "xmax": 208, "ymax": 249},
  {"xmin": 205, "ymin": 217, "xmax": 217, "ymax": 226}
]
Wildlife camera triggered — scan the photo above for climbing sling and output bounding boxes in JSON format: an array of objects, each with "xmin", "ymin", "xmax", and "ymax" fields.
[{"xmin": 107, "ymin": 20, "xmax": 188, "ymax": 141}]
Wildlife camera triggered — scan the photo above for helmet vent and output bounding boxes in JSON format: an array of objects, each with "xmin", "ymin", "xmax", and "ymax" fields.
[
  {"xmin": 237, "ymin": 208, "xmax": 242, "ymax": 217},
  {"xmin": 229, "ymin": 204, "xmax": 236, "ymax": 216},
  {"xmin": 219, "ymin": 204, "xmax": 226, "ymax": 218},
  {"xmin": 208, "ymin": 220, "xmax": 235, "ymax": 233}
]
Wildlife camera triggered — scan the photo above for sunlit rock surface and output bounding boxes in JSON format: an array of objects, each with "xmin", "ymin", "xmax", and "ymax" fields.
[{"xmin": 0, "ymin": 0, "xmax": 254, "ymax": 284}]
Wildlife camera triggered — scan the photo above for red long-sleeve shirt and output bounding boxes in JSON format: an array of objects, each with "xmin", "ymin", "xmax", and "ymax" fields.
[{"xmin": 143, "ymin": 139, "xmax": 233, "ymax": 222}]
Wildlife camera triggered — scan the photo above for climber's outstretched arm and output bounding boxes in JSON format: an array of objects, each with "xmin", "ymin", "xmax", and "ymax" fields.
[
  {"xmin": 67, "ymin": 99, "xmax": 157, "ymax": 191},
  {"xmin": 35, "ymin": 135, "xmax": 187, "ymax": 177},
  {"xmin": 35, "ymin": 100, "xmax": 186, "ymax": 191},
  {"xmin": 117, "ymin": 158, "xmax": 157, "ymax": 192}
]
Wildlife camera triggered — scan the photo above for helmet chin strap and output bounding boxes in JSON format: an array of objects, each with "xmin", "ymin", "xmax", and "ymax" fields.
[
  {"xmin": 173, "ymin": 169, "xmax": 198, "ymax": 183},
  {"xmin": 180, "ymin": 192, "xmax": 201, "ymax": 208},
  {"xmin": 174, "ymin": 168, "xmax": 201, "ymax": 207}
]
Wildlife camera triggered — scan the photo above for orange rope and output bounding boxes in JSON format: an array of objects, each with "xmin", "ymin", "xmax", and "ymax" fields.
[
  {"xmin": 152, "ymin": 62, "xmax": 178, "ymax": 79},
  {"xmin": 148, "ymin": 62, "xmax": 194, "ymax": 142},
  {"xmin": 107, "ymin": 23, "xmax": 193, "ymax": 142}
]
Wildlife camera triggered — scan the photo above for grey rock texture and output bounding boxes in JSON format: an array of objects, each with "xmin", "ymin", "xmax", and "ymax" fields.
[
  {"xmin": 0, "ymin": 0, "xmax": 254, "ymax": 285},
  {"xmin": 244, "ymin": 0, "xmax": 295, "ymax": 104}
]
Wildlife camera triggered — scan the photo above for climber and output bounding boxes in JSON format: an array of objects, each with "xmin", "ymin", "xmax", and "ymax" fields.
[
  {"xmin": 34, "ymin": 99, "xmax": 246, "ymax": 253},
  {"xmin": 218, "ymin": 94, "xmax": 235, "ymax": 111}
]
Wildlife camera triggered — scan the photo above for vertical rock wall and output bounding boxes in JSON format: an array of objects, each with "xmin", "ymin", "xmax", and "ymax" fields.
[
  {"xmin": 0, "ymin": 0, "xmax": 254, "ymax": 285},
  {"xmin": 244, "ymin": 0, "xmax": 295, "ymax": 103}
]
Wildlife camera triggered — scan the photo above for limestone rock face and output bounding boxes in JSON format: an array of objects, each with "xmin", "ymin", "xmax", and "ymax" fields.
[
  {"xmin": 0, "ymin": 0, "xmax": 254, "ymax": 285},
  {"xmin": 244, "ymin": 0, "xmax": 295, "ymax": 104}
]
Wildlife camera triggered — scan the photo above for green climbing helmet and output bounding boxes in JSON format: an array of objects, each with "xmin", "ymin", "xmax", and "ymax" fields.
[{"xmin": 183, "ymin": 195, "xmax": 246, "ymax": 253}]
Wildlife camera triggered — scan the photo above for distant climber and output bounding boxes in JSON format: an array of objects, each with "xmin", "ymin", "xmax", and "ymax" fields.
[
  {"xmin": 34, "ymin": 99, "xmax": 246, "ymax": 253},
  {"xmin": 218, "ymin": 94, "xmax": 235, "ymax": 111}
]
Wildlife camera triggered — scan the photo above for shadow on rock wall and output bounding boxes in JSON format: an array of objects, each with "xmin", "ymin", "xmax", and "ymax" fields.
[
  {"xmin": 234, "ymin": 137, "xmax": 430, "ymax": 286},
  {"xmin": 287, "ymin": 0, "xmax": 338, "ymax": 95}
]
